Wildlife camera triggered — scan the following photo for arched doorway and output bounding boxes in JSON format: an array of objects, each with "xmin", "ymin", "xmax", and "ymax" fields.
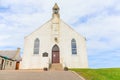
[{"xmin": 52, "ymin": 45, "xmax": 60, "ymax": 63}]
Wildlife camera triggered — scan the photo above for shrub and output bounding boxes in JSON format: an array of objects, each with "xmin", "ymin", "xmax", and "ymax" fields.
[
  {"xmin": 43, "ymin": 67, "xmax": 48, "ymax": 71},
  {"xmin": 64, "ymin": 67, "xmax": 68, "ymax": 71}
]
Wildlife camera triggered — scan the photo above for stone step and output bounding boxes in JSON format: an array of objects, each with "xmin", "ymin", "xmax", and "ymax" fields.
[{"xmin": 50, "ymin": 63, "xmax": 63, "ymax": 71}]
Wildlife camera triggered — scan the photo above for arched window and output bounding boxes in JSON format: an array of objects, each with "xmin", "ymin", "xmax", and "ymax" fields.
[
  {"xmin": 33, "ymin": 38, "xmax": 39, "ymax": 54},
  {"xmin": 71, "ymin": 39, "xmax": 77, "ymax": 55}
]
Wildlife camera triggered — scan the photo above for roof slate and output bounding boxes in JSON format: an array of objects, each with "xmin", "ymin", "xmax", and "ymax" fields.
[{"xmin": 0, "ymin": 50, "xmax": 21, "ymax": 61}]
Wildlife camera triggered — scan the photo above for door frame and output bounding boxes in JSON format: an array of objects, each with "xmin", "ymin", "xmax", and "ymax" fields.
[{"xmin": 52, "ymin": 44, "xmax": 60, "ymax": 63}]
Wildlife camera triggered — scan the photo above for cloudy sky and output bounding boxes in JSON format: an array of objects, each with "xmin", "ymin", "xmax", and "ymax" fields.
[{"xmin": 0, "ymin": 0, "xmax": 120, "ymax": 68}]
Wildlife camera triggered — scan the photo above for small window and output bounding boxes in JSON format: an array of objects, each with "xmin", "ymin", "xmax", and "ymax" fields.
[
  {"xmin": 6, "ymin": 61, "xmax": 9, "ymax": 65},
  {"xmin": 43, "ymin": 52, "xmax": 48, "ymax": 57},
  {"xmin": 10, "ymin": 62, "xmax": 12, "ymax": 66},
  {"xmin": 71, "ymin": 39, "xmax": 77, "ymax": 55},
  {"xmin": 33, "ymin": 38, "xmax": 40, "ymax": 54}
]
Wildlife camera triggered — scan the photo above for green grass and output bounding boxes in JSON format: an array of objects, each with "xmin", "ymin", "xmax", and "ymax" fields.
[{"xmin": 71, "ymin": 68, "xmax": 120, "ymax": 80}]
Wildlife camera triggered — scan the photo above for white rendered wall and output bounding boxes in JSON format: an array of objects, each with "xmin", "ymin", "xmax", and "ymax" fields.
[
  {"xmin": 59, "ymin": 20, "xmax": 88, "ymax": 68},
  {"xmin": 20, "ymin": 21, "xmax": 52, "ymax": 69},
  {"xmin": 20, "ymin": 19, "xmax": 88, "ymax": 69}
]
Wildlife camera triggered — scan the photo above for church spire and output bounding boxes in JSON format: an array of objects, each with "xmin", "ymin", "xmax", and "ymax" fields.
[
  {"xmin": 53, "ymin": 3, "xmax": 59, "ymax": 11},
  {"xmin": 52, "ymin": 3, "xmax": 60, "ymax": 18}
]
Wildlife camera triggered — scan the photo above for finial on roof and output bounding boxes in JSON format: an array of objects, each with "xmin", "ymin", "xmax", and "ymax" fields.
[
  {"xmin": 53, "ymin": 3, "xmax": 59, "ymax": 10},
  {"xmin": 52, "ymin": 3, "xmax": 60, "ymax": 19}
]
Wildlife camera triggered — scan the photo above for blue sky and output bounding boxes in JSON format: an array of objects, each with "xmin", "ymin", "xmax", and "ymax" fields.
[{"xmin": 0, "ymin": 0, "xmax": 120, "ymax": 68}]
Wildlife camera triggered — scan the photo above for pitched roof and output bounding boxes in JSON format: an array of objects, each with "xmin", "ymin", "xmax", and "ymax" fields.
[{"xmin": 0, "ymin": 49, "xmax": 21, "ymax": 61}]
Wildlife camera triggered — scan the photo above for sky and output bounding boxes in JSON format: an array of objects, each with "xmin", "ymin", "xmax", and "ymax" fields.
[{"xmin": 0, "ymin": 0, "xmax": 120, "ymax": 68}]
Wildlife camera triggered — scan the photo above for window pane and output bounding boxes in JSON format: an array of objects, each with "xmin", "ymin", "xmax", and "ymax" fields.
[
  {"xmin": 72, "ymin": 43, "xmax": 76, "ymax": 48},
  {"xmin": 72, "ymin": 49, "xmax": 77, "ymax": 54},
  {"xmin": 71, "ymin": 39, "xmax": 77, "ymax": 55},
  {"xmin": 33, "ymin": 38, "xmax": 39, "ymax": 54}
]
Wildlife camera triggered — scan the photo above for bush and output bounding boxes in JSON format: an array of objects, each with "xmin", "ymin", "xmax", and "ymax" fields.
[
  {"xmin": 64, "ymin": 67, "xmax": 68, "ymax": 71},
  {"xmin": 43, "ymin": 67, "xmax": 48, "ymax": 71}
]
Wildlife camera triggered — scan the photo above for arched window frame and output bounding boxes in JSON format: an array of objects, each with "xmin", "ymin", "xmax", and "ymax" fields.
[
  {"xmin": 33, "ymin": 38, "xmax": 39, "ymax": 54},
  {"xmin": 71, "ymin": 39, "xmax": 77, "ymax": 55},
  {"xmin": 52, "ymin": 44, "xmax": 59, "ymax": 52}
]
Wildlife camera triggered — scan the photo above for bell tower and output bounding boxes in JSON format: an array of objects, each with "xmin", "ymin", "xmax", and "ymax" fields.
[
  {"xmin": 51, "ymin": 3, "xmax": 60, "ymax": 43},
  {"xmin": 53, "ymin": 3, "xmax": 59, "ymax": 13},
  {"xmin": 52, "ymin": 3, "xmax": 60, "ymax": 21}
]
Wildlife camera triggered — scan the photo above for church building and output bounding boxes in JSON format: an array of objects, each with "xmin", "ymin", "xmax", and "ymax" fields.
[{"xmin": 20, "ymin": 4, "xmax": 88, "ymax": 70}]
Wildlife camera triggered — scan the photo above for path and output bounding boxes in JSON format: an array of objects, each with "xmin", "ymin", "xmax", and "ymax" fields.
[{"xmin": 0, "ymin": 70, "xmax": 84, "ymax": 80}]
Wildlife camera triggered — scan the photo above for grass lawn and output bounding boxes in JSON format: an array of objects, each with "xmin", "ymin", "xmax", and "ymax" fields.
[{"xmin": 71, "ymin": 68, "xmax": 120, "ymax": 80}]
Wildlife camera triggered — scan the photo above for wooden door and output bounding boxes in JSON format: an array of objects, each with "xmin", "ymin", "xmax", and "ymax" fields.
[
  {"xmin": 52, "ymin": 45, "xmax": 60, "ymax": 63},
  {"xmin": 16, "ymin": 62, "xmax": 20, "ymax": 70},
  {"xmin": 52, "ymin": 51, "xmax": 59, "ymax": 63},
  {"xmin": 1, "ymin": 59, "xmax": 4, "ymax": 70}
]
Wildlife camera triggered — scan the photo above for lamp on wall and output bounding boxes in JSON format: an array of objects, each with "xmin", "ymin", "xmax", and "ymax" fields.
[{"xmin": 54, "ymin": 37, "xmax": 58, "ymax": 42}]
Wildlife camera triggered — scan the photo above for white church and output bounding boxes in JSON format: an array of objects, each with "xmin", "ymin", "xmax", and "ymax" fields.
[{"xmin": 20, "ymin": 4, "xmax": 88, "ymax": 70}]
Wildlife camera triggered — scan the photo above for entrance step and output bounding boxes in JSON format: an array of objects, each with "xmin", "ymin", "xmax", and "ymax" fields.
[{"xmin": 50, "ymin": 63, "xmax": 63, "ymax": 71}]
